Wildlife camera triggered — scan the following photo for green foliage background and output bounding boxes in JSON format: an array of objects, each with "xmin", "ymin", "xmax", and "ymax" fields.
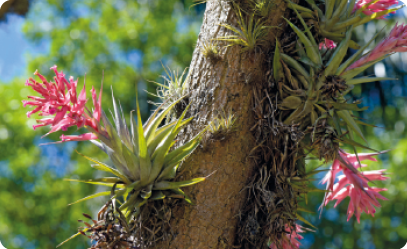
[{"xmin": 0, "ymin": 1, "xmax": 406, "ymax": 249}]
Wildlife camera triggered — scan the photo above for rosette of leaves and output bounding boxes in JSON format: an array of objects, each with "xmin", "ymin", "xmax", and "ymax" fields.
[
  {"xmin": 248, "ymin": 0, "xmax": 275, "ymax": 17},
  {"xmin": 214, "ymin": 5, "xmax": 271, "ymax": 53},
  {"xmin": 65, "ymin": 94, "xmax": 205, "ymax": 223},
  {"xmin": 149, "ymin": 66, "xmax": 190, "ymax": 121},
  {"xmin": 200, "ymin": 40, "xmax": 222, "ymax": 62},
  {"xmin": 273, "ymin": 12, "xmax": 395, "ymax": 160},
  {"xmin": 285, "ymin": 0, "xmax": 403, "ymax": 48}
]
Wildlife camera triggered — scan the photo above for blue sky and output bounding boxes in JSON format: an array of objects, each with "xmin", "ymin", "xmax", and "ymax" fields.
[{"xmin": 0, "ymin": 14, "xmax": 48, "ymax": 83}]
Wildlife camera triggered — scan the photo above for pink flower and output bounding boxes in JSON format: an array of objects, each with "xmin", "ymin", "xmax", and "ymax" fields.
[
  {"xmin": 319, "ymin": 39, "xmax": 337, "ymax": 50},
  {"xmin": 269, "ymin": 224, "xmax": 304, "ymax": 249},
  {"xmin": 60, "ymin": 133, "xmax": 98, "ymax": 142},
  {"xmin": 320, "ymin": 150, "xmax": 389, "ymax": 223},
  {"xmin": 23, "ymin": 66, "xmax": 103, "ymax": 142},
  {"xmin": 331, "ymin": 185, "xmax": 387, "ymax": 223},
  {"xmin": 353, "ymin": 0, "xmax": 398, "ymax": 19},
  {"xmin": 348, "ymin": 23, "xmax": 407, "ymax": 70}
]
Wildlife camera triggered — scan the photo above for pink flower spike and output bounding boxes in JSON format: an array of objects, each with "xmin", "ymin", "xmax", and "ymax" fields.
[
  {"xmin": 353, "ymin": 0, "xmax": 399, "ymax": 19},
  {"xmin": 347, "ymin": 23, "xmax": 407, "ymax": 70},
  {"xmin": 33, "ymin": 69, "xmax": 50, "ymax": 86},
  {"xmin": 320, "ymin": 149, "xmax": 389, "ymax": 222},
  {"xmin": 23, "ymin": 66, "xmax": 104, "ymax": 142},
  {"xmin": 269, "ymin": 224, "xmax": 305, "ymax": 249},
  {"xmin": 91, "ymin": 85, "xmax": 102, "ymax": 122},
  {"xmin": 26, "ymin": 106, "xmax": 42, "ymax": 118},
  {"xmin": 360, "ymin": 170, "xmax": 389, "ymax": 181},
  {"xmin": 60, "ymin": 133, "xmax": 98, "ymax": 142},
  {"xmin": 319, "ymin": 39, "xmax": 337, "ymax": 50},
  {"xmin": 69, "ymin": 76, "xmax": 78, "ymax": 103}
]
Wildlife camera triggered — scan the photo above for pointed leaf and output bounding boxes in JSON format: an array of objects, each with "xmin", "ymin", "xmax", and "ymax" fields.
[
  {"xmin": 100, "ymin": 110, "xmax": 122, "ymax": 155},
  {"xmin": 297, "ymin": 207, "xmax": 315, "ymax": 213},
  {"xmin": 56, "ymin": 230, "xmax": 86, "ymax": 248},
  {"xmin": 171, "ymin": 188, "xmax": 194, "ymax": 204},
  {"xmin": 149, "ymin": 104, "xmax": 192, "ymax": 183},
  {"xmin": 120, "ymin": 142, "xmax": 140, "ymax": 180},
  {"xmin": 336, "ymin": 30, "xmax": 383, "ymax": 75},
  {"xmin": 347, "ymin": 77, "xmax": 397, "ymax": 85},
  {"xmin": 335, "ymin": 137, "xmax": 379, "ymax": 152},
  {"xmin": 337, "ymin": 110, "xmax": 366, "ymax": 143},
  {"xmin": 330, "ymin": 0, "xmax": 349, "ymax": 21},
  {"xmin": 164, "ymin": 129, "xmax": 203, "ymax": 166},
  {"xmin": 328, "ymin": 102, "xmax": 368, "ymax": 112},
  {"xmin": 280, "ymin": 54, "xmax": 311, "ymax": 81},
  {"xmin": 76, "ymin": 151, "xmax": 130, "ymax": 184},
  {"xmin": 296, "ymin": 213, "xmax": 316, "ymax": 228},
  {"xmin": 323, "ymin": 26, "xmax": 353, "ymax": 78},
  {"xmin": 111, "ymin": 90, "xmax": 123, "ymax": 141},
  {"xmin": 130, "ymin": 110, "xmax": 139, "ymax": 157},
  {"xmin": 283, "ymin": 17, "xmax": 321, "ymax": 65},
  {"xmin": 148, "ymin": 117, "xmax": 193, "ymax": 156},
  {"xmin": 325, "ymin": 0, "xmax": 335, "ymax": 19},
  {"xmin": 153, "ymin": 177, "xmax": 206, "ymax": 190},
  {"xmin": 158, "ymin": 163, "xmax": 179, "ymax": 181},
  {"xmin": 150, "ymin": 190, "xmax": 166, "ymax": 200},
  {"xmin": 273, "ymin": 41, "xmax": 282, "ymax": 82},
  {"xmin": 144, "ymin": 97, "xmax": 183, "ymax": 144},
  {"xmin": 69, "ymin": 191, "xmax": 112, "ymax": 205},
  {"xmin": 135, "ymin": 95, "xmax": 151, "ymax": 185},
  {"xmin": 64, "ymin": 178, "xmax": 124, "ymax": 187}
]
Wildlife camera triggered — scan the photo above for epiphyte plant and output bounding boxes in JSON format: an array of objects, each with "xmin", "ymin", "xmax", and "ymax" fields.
[
  {"xmin": 23, "ymin": 66, "xmax": 206, "ymax": 247},
  {"xmin": 19, "ymin": 0, "xmax": 407, "ymax": 247},
  {"xmin": 274, "ymin": 12, "xmax": 396, "ymax": 162},
  {"xmin": 285, "ymin": 0, "xmax": 404, "ymax": 48},
  {"xmin": 148, "ymin": 66, "xmax": 190, "ymax": 121},
  {"xmin": 261, "ymin": 0, "xmax": 407, "ymax": 245},
  {"xmin": 200, "ymin": 40, "xmax": 222, "ymax": 62},
  {"xmin": 222, "ymin": 0, "xmax": 407, "ymax": 247},
  {"xmin": 215, "ymin": 4, "xmax": 271, "ymax": 53}
]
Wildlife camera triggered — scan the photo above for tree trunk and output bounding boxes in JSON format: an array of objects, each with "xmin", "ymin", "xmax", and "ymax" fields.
[{"xmin": 157, "ymin": 1, "xmax": 289, "ymax": 248}]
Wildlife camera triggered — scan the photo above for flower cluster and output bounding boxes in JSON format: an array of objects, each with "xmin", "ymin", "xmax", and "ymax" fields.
[
  {"xmin": 22, "ymin": 66, "xmax": 102, "ymax": 142},
  {"xmin": 269, "ymin": 224, "xmax": 304, "ymax": 249},
  {"xmin": 349, "ymin": 23, "xmax": 407, "ymax": 69},
  {"xmin": 354, "ymin": 0, "xmax": 399, "ymax": 18},
  {"xmin": 319, "ymin": 39, "xmax": 337, "ymax": 50},
  {"xmin": 320, "ymin": 150, "xmax": 388, "ymax": 223}
]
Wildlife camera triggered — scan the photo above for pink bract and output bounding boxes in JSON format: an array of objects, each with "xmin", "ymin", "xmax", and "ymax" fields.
[
  {"xmin": 320, "ymin": 150, "xmax": 389, "ymax": 223},
  {"xmin": 354, "ymin": 0, "xmax": 399, "ymax": 19},
  {"xmin": 348, "ymin": 23, "xmax": 407, "ymax": 70},
  {"xmin": 319, "ymin": 39, "xmax": 337, "ymax": 50},
  {"xmin": 269, "ymin": 224, "xmax": 305, "ymax": 249},
  {"xmin": 23, "ymin": 66, "xmax": 103, "ymax": 142}
]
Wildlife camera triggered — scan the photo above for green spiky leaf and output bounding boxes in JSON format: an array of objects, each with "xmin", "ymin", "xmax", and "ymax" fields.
[
  {"xmin": 153, "ymin": 177, "xmax": 206, "ymax": 190},
  {"xmin": 296, "ymin": 213, "xmax": 316, "ymax": 228},
  {"xmin": 69, "ymin": 191, "xmax": 113, "ymax": 206}
]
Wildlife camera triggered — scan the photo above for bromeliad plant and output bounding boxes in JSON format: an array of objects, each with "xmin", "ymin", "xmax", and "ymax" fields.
[
  {"xmin": 225, "ymin": 0, "xmax": 407, "ymax": 247},
  {"xmin": 148, "ymin": 66, "xmax": 190, "ymax": 121},
  {"xmin": 285, "ymin": 0, "xmax": 403, "ymax": 48},
  {"xmin": 264, "ymin": 0, "xmax": 407, "ymax": 246},
  {"xmin": 274, "ymin": 10, "xmax": 397, "ymax": 162},
  {"xmin": 23, "ymin": 66, "xmax": 205, "ymax": 247},
  {"xmin": 215, "ymin": 5, "xmax": 271, "ymax": 53}
]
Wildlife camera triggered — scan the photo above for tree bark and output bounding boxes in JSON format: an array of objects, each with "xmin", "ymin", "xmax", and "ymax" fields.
[
  {"xmin": 0, "ymin": 0, "xmax": 30, "ymax": 21},
  {"xmin": 157, "ymin": 1, "xmax": 289, "ymax": 248}
]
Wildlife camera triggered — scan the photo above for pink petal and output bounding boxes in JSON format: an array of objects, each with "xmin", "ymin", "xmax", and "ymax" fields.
[{"xmin": 60, "ymin": 133, "xmax": 98, "ymax": 142}]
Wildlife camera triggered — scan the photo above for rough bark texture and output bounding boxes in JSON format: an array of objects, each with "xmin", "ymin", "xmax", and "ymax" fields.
[{"xmin": 156, "ymin": 1, "xmax": 289, "ymax": 248}]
